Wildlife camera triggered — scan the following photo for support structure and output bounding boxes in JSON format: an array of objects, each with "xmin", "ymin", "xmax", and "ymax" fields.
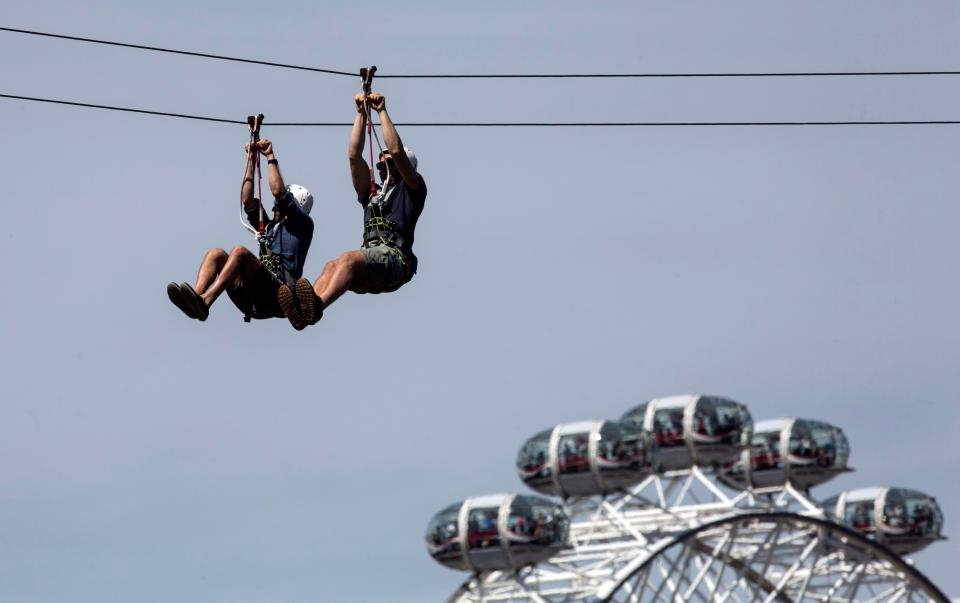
[{"xmin": 446, "ymin": 471, "xmax": 947, "ymax": 603}]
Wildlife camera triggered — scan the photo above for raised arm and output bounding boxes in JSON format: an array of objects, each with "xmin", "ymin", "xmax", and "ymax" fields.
[
  {"xmin": 349, "ymin": 93, "xmax": 372, "ymax": 198},
  {"xmin": 256, "ymin": 139, "xmax": 286, "ymax": 198},
  {"xmin": 240, "ymin": 144, "xmax": 258, "ymax": 212},
  {"xmin": 368, "ymin": 92, "xmax": 420, "ymax": 190}
]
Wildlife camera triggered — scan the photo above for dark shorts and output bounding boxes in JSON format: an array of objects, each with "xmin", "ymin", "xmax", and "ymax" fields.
[
  {"xmin": 226, "ymin": 264, "xmax": 284, "ymax": 319},
  {"xmin": 350, "ymin": 244, "xmax": 413, "ymax": 294}
]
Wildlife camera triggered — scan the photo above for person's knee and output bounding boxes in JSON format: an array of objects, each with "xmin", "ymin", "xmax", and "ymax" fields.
[
  {"xmin": 341, "ymin": 251, "xmax": 364, "ymax": 267},
  {"xmin": 230, "ymin": 245, "xmax": 252, "ymax": 258},
  {"xmin": 206, "ymin": 248, "xmax": 228, "ymax": 262},
  {"xmin": 324, "ymin": 258, "xmax": 341, "ymax": 274},
  {"xmin": 338, "ymin": 251, "xmax": 365, "ymax": 275}
]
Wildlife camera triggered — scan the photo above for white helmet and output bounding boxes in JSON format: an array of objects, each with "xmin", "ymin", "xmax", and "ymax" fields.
[
  {"xmin": 380, "ymin": 147, "xmax": 418, "ymax": 171},
  {"xmin": 404, "ymin": 147, "xmax": 418, "ymax": 171},
  {"xmin": 286, "ymin": 184, "xmax": 313, "ymax": 215}
]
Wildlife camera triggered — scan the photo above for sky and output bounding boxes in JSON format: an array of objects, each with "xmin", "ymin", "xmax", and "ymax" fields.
[{"xmin": 1, "ymin": 2, "xmax": 958, "ymax": 602}]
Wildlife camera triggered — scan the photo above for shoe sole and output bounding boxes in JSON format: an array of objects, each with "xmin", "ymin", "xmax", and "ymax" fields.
[
  {"xmin": 295, "ymin": 279, "xmax": 318, "ymax": 326},
  {"xmin": 278, "ymin": 283, "xmax": 307, "ymax": 331},
  {"xmin": 179, "ymin": 283, "xmax": 209, "ymax": 322},
  {"xmin": 168, "ymin": 282, "xmax": 198, "ymax": 319}
]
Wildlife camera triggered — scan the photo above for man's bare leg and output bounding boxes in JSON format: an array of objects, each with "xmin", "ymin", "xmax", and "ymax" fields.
[
  {"xmin": 195, "ymin": 248, "xmax": 228, "ymax": 294},
  {"xmin": 313, "ymin": 250, "xmax": 366, "ymax": 308},
  {"xmin": 310, "ymin": 261, "xmax": 338, "ymax": 302},
  {"xmin": 201, "ymin": 246, "xmax": 262, "ymax": 306}
]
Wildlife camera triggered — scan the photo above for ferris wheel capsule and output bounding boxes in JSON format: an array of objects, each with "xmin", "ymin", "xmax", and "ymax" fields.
[
  {"xmin": 822, "ymin": 486, "xmax": 946, "ymax": 555},
  {"xmin": 516, "ymin": 420, "xmax": 657, "ymax": 497},
  {"xmin": 719, "ymin": 417, "xmax": 852, "ymax": 490},
  {"xmin": 424, "ymin": 494, "xmax": 570, "ymax": 572},
  {"xmin": 621, "ymin": 394, "xmax": 753, "ymax": 471}
]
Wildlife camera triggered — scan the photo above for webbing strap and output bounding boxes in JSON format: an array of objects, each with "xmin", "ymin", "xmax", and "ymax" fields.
[
  {"xmin": 258, "ymin": 239, "xmax": 282, "ymax": 280},
  {"xmin": 363, "ymin": 216, "xmax": 404, "ymax": 246},
  {"xmin": 361, "ymin": 66, "xmax": 378, "ymax": 198},
  {"xmin": 256, "ymin": 155, "xmax": 265, "ymax": 235},
  {"xmin": 246, "ymin": 113, "xmax": 266, "ymax": 236},
  {"xmin": 366, "ymin": 105, "xmax": 377, "ymax": 197}
]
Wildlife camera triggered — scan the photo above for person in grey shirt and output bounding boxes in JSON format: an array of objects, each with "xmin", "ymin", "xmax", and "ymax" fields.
[{"xmin": 278, "ymin": 91, "xmax": 426, "ymax": 331}]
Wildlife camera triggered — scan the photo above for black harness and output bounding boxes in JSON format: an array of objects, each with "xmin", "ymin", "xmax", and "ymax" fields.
[
  {"xmin": 363, "ymin": 216, "xmax": 406, "ymax": 249},
  {"xmin": 363, "ymin": 184, "xmax": 407, "ymax": 252}
]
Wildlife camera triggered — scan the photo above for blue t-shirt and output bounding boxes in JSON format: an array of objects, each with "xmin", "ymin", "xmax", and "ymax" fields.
[
  {"xmin": 245, "ymin": 191, "xmax": 314, "ymax": 279},
  {"xmin": 359, "ymin": 174, "xmax": 427, "ymax": 270}
]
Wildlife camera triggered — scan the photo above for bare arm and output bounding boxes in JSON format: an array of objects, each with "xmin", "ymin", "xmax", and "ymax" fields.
[
  {"xmin": 257, "ymin": 139, "xmax": 286, "ymax": 198},
  {"xmin": 349, "ymin": 93, "xmax": 371, "ymax": 198},
  {"xmin": 240, "ymin": 145, "xmax": 258, "ymax": 212},
  {"xmin": 369, "ymin": 92, "xmax": 420, "ymax": 190}
]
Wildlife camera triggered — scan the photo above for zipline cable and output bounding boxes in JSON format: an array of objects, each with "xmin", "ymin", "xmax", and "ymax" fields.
[
  {"xmin": 379, "ymin": 70, "xmax": 960, "ymax": 79},
  {"xmin": 0, "ymin": 93, "xmax": 245, "ymax": 124},
  {"xmin": 0, "ymin": 26, "xmax": 355, "ymax": 76},
  {"xmin": 4, "ymin": 26, "xmax": 960, "ymax": 80},
  {"xmin": 3, "ymin": 93, "xmax": 960, "ymax": 126}
]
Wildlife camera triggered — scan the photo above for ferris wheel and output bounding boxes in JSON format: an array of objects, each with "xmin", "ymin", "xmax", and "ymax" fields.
[{"xmin": 425, "ymin": 395, "xmax": 948, "ymax": 603}]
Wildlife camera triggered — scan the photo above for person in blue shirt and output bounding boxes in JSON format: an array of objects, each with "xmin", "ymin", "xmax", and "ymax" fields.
[
  {"xmin": 167, "ymin": 138, "xmax": 314, "ymax": 322},
  {"xmin": 277, "ymin": 91, "xmax": 426, "ymax": 331}
]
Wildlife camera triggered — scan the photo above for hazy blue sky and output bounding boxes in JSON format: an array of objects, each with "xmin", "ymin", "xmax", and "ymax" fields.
[{"xmin": 1, "ymin": 2, "xmax": 958, "ymax": 602}]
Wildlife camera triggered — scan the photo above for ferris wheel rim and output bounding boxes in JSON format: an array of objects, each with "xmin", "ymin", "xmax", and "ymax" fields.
[{"xmin": 597, "ymin": 510, "xmax": 949, "ymax": 603}]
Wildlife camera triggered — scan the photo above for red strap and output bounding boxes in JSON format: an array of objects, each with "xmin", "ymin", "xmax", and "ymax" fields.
[
  {"xmin": 366, "ymin": 104, "xmax": 377, "ymax": 198},
  {"xmin": 360, "ymin": 67, "xmax": 378, "ymax": 198},
  {"xmin": 247, "ymin": 114, "xmax": 266, "ymax": 236},
  {"xmin": 256, "ymin": 148, "xmax": 265, "ymax": 235}
]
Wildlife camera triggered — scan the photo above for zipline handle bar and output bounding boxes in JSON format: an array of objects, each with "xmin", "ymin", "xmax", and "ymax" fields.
[
  {"xmin": 247, "ymin": 113, "xmax": 264, "ymax": 139},
  {"xmin": 360, "ymin": 66, "xmax": 377, "ymax": 96}
]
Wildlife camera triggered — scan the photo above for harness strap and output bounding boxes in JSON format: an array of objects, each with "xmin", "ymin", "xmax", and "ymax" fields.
[
  {"xmin": 258, "ymin": 238, "xmax": 282, "ymax": 278},
  {"xmin": 360, "ymin": 66, "xmax": 378, "ymax": 198},
  {"xmin": 363, "ymin": 221, "xmax": 405, "ymax": 249},
  {"xmin": 242, "ymin": 114, "xmax": 267, "ymax": 238},
  {"xmin": 252, "ymin": 114, "xmax": 266, "ymax": 235}
]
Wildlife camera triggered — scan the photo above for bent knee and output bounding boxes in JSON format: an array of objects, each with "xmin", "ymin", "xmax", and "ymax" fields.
[
  {"xmin": 230, "ymin": 245, "xmax": 253, "ymax": 258},
  {"xmin": 341, "ymin": 250, "xmax": 365, "ymax": 266},
  {"xmin": 206, "ymin": 248, "xmax": 229, "ymax": 262}
]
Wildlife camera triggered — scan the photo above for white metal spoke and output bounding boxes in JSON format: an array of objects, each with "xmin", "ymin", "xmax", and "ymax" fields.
[
  {"xmin": 762, "ymin": 536, "xmax": 819, "ymax": 603},
  {"xmin": 684, "ymin": 532, "xmax": 732, "ymax": 600}
]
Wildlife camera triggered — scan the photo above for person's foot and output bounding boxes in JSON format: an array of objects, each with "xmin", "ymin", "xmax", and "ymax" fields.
[
  {"xmin": 278, "ymin": 278, "xmax": 322, "ymax": 331},
  {"xmin": 167, "ymin": 282, "xmax": 198, "ymax": 319},
  {"xmin": 178, "ymin": 283, "xmax": 210, "ymax": 321}
]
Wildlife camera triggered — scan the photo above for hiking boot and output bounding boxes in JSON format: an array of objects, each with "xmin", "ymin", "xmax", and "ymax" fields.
[{"xmin": 278, "ymin": 278, "xmax": 322, "ymax": 331}]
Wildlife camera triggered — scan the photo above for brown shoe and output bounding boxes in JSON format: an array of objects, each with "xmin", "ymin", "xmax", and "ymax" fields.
[
  {"xmin": 295, "ymin": 278, "xmax": 322, "ymax": 326},
  {"xmin": 278, "ymin": 279, "xmax": 320, "ymax": 330}
]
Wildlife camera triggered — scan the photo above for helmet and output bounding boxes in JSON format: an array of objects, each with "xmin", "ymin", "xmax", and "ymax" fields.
[
  {"xmin": 286, "ymin": 184, "xmax": 313, "ymax": 215},
  {"xmin": 380, "ymin": 147, "xmax": 418, "ymax": 171},
  {"xmin": 404, "ymin": 147, "xmax": 418, "ymax": 171}
]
